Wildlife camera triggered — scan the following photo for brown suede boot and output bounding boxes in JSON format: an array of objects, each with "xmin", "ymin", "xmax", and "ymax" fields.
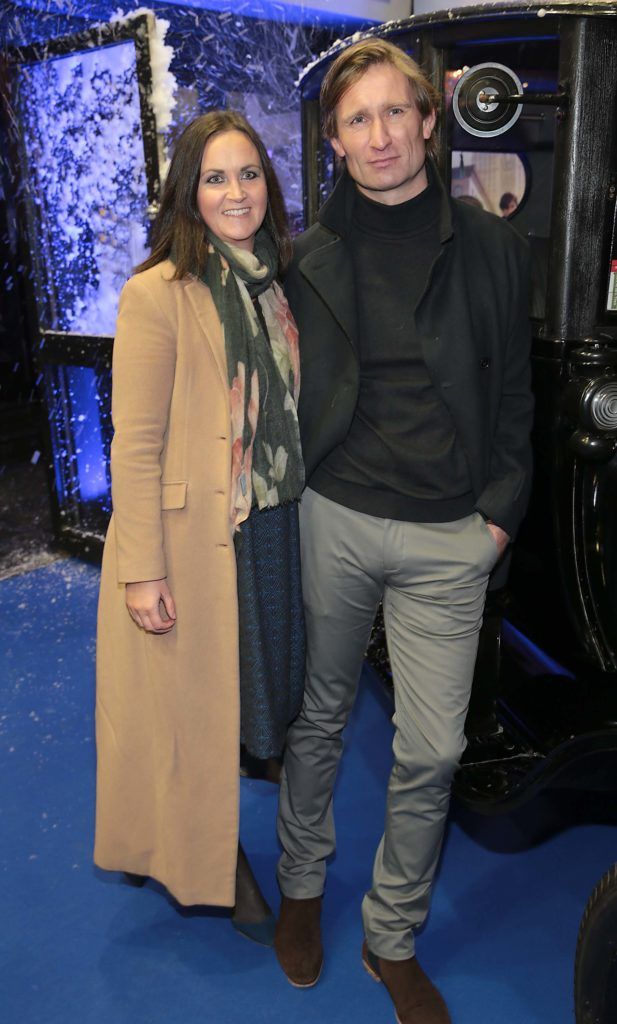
[
  {"xmin": 362, "ymin": 940, "xmax": 451, "ymax": 1024},
  {"xmin": 274, "ymin": 895, "xmax": 323, "ymax": 988}
]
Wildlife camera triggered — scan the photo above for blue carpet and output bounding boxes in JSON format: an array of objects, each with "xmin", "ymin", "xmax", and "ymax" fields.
[{"xmin": 1, "ymin": 559, "xmax": 616, "ymax": 1023}]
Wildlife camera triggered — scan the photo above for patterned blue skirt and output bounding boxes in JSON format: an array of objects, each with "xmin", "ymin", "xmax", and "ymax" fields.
[{"xmin": 234, "ymin": 500, "xmax": 305, "ymax": 758}]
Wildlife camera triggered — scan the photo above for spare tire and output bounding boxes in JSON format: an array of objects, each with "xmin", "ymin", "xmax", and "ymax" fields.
[{"xmin": 575, "ymin": 864, "xmax": 617, "ymax": 1023}]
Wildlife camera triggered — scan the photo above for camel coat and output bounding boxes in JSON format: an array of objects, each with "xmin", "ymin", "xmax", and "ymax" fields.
[{"xmin": 94, "ymin": 260, "xmax": 240, "ymax": 907}]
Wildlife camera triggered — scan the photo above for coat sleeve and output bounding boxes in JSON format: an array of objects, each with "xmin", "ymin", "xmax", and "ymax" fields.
[
  {"xmin": 475, "ymin": 239, "xmax": 534, "ymax": 539},
  {"xmin": 110, "ymin": 272, "xmax": 177, "ymax": 584}
]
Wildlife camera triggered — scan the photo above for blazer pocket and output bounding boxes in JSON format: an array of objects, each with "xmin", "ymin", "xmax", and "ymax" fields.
[{"xmin": 161, "ymin": 481, "xmax": 188, "ymax": 510}]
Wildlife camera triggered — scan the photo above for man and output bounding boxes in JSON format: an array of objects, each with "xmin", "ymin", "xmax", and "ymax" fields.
[{"xmin": 275, "ymin": 39, "xmax": 533, "ymax": 1024}]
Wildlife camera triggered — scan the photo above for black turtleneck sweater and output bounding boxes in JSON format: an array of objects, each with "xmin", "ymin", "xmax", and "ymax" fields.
[{"xmin": 310, "ymin": 177, "xmax": 474, "ymax": 522}]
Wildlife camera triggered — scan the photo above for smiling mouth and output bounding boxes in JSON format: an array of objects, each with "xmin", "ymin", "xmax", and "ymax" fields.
[{"xmin": 223, "ymin": 208, "xmax": 251, "ymax": 217}]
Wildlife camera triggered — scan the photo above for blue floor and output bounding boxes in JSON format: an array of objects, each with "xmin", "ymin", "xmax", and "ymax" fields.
[{"xmin": 1, "ymin": 560, "xmax": 616, "ymax": 1023}]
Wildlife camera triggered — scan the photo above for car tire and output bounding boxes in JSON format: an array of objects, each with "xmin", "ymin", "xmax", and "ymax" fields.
[{"xmin": 575, "ymin": 863, "xmax": 617, "ymax": 1023}]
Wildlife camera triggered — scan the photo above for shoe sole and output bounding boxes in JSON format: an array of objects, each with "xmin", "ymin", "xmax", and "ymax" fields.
[
  {"xmin": 284, "ymin": 960, "xmax": 323, "ymax": 989},
  {"xmin": 362, "ymin": 954, "xmax": 381, "ymax": 984}
]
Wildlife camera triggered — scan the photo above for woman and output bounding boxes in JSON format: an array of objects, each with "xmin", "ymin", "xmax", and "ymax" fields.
[{"xmin": 94, "ymin": 112, "xmax": 305, "ymax": 945}]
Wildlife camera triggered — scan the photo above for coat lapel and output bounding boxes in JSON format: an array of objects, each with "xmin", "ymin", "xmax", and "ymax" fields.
[
  {"xmin": 184, "ymin": 278, "xmax": 229, "ymax": 392},
  {"xmin": 299, "ymin": 239, "xmax": 358, "ymax": 352}
]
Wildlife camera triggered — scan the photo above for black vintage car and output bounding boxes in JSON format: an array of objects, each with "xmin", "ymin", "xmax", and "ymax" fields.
[{"xmin": 296, "ymin": 3, "xmax": 617, "ymax": 1020}]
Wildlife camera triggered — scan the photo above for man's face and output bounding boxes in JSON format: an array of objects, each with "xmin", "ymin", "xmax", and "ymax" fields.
[{"xmin": 330, "ymin": 62, "xmax": 436, "ymax": 207}]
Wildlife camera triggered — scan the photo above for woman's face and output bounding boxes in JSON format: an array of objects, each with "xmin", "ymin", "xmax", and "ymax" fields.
[{"xmin": 197, "ymin": 130, "xmax": 268, "ymax": 252}]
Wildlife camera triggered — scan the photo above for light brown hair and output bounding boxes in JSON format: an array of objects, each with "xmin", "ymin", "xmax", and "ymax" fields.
[
  {"xmin": 137, "ymin": 110, "xmax": 292, "ymax": 279},
  {"xmin": 320, "ymin": 38, "xmax": 440, "ymax": 159}
]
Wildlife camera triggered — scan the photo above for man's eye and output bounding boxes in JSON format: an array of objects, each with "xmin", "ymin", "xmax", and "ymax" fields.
[
  {"xmin": 349, "ymin": 115, "xmax": 366, "ymax": 126},
  {"xmin": 389, "ymin": 107, "xmax": 404, "ymax": 116}
]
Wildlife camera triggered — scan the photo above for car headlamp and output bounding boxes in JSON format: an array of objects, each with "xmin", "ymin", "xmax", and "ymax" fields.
[{"xmin": 580, "ymin": 379, "xmax": 617, "ymax": 434}]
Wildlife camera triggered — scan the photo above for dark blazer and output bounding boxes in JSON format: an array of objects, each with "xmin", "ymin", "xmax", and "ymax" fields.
[{"xmin": 285, "ymin": 165, "xmax": 534, "ymax": 545}]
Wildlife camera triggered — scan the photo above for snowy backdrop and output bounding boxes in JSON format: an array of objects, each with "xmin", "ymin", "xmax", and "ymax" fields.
[{"xmin": 0, "ymin": 1, "xmax": 370, "ymax": 541}]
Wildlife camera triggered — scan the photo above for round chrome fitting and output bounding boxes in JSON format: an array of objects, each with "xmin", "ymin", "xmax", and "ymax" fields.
[
  {"xmin": 452, "ymin": 63, "xmax": 523, "ymax": 138},
  {"xmin": 581, "ymin": 379, "xmax": 617, "ymax": 433}
]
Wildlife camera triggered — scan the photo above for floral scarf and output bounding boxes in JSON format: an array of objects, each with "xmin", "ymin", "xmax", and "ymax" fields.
[{"xmin": 201, "ymin": 229, "xmax": 304, "ymax": 532}]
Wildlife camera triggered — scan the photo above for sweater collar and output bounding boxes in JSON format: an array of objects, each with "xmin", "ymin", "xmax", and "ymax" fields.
[{"xmin": 318, "ymin": 157, "xmax": 453, "ymax": 244}]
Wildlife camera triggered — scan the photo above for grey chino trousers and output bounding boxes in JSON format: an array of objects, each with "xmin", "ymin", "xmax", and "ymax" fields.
[{"xmin": 277, "ymin": 487, "xmax": 500, "ymax": 961}]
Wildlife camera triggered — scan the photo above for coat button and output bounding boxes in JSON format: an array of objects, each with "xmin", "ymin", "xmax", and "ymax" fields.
[{"xmin": 480, "ymin": 358, "xmax": 491, "ymax": 369}]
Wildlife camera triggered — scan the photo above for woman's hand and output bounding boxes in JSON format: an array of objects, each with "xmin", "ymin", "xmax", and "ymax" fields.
[{"xmin": 125, "ymin": 579, "xmax": 177, "ymax": 633}]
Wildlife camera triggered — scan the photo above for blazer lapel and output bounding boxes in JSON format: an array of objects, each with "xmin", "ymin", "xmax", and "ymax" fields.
[
  {"xmin": 184, "ymin": 278, "xmax": 229, "ymax": 392},
  {"xmin": 299, "ymin": 238, "xmax": 358, "ymax": 352}
]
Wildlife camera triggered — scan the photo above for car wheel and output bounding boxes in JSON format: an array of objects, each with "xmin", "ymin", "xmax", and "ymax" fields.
[{"xmin": 575, "ymin": 863, "xmax": 617, "ymax": 1023}]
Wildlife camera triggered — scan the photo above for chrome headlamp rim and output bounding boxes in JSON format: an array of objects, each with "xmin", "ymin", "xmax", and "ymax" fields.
[{"xmin": 581, "ymin": 378, "xmax": 617, "ymax": 434}]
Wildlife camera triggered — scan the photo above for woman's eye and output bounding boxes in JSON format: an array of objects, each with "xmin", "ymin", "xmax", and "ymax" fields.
[
  {"xmin": 205, "ymin": 174, "xmax": 224, "ymax": 185},
  {"xmin": 242, "ymin": 170, "xmax": 259, "ymax": 180}
]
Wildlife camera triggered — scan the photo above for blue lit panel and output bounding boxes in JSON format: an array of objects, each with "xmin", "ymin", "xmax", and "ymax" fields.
[
  {"xmin": 16, "ymin": 41, "xmax": 149, "ymax": 335},
  {"xmin": 65, "ymin": 365, "xmax": 110, "ymax": 502},
  {"xmin": 44, "ymin": 363, "xmax": 112, "ymax": 530}
]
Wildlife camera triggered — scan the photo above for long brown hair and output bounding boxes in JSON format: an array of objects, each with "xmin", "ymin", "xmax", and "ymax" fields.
[
  {"xmin": 320, "ymin": 39, "xmax": 441, "ymax": 159},
  {"xmin": 137, "ymin": 110, "xmax": 292, "ymax": 278}
]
